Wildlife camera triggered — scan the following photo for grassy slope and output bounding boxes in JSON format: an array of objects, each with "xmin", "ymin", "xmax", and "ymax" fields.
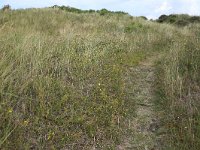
[{"xmin": 0, "ymin": 8, "xmax": 200, "ymax": 149}]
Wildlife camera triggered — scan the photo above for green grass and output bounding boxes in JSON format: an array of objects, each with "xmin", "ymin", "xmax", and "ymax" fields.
[{"xmin": 0, "ymin": 7, "xmax": 200, "ymax": 149}]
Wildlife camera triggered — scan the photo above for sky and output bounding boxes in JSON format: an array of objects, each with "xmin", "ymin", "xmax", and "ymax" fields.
[{"xmin": 1, "ymin": 0, "xmax": 200, "ymax": 19}]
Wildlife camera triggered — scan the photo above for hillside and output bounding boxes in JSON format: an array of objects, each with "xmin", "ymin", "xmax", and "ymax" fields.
[{"xmin": 0, "ymin": 7, "xmax": 200, "ymax": 149}]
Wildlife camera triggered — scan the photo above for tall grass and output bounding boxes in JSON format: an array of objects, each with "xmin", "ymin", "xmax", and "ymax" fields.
[{"xmin": 156, "ymin": 24, "xmax": 200, "ymax": 149}]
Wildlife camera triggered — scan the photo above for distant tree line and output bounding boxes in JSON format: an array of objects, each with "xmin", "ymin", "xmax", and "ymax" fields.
[
  {"xmin": 156, "ymin": 14, "xmax": 200, "ymax": 26},
  {"xmin": 51, "ymin": 5, "xmax": 129, "ymax": 16}
]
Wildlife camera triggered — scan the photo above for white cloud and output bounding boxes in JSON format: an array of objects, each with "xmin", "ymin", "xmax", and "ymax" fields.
[
  {"xmin": 189, "ymin": 0, "xmax": 200, "ymax": 15},
  {"xmin": 155, "ymin": 1, "xmax": 172, "ymax": 13},
  {"xmin": 174, "ymin": 0, "xmax": 200, "ymax": 15}
]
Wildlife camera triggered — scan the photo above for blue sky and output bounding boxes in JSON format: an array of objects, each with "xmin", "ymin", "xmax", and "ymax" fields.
[{"xmin": 1, "ymin": 0, "xmax": 200, "ymax": 19}]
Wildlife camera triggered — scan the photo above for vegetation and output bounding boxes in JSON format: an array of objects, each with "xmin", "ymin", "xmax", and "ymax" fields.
[
  {"xmin": 156, "ymin": 24, "xmax": 200, "ymax": 149},
  {"xmin": 51, "ymin": 5, "xmax": 128, "ymax": 16},
  {"xmin": 1, "ymin": 5, "xmax": 11, "ymax": 12},
  {"xmin": 0, "ymin": 8, "xmax": 170, "ymax": 149},
  {"xmin": 138, "ymin": 16, "xmax": 148, "ymax": 20},
  {"xmin": 157, "ymin": 14, "xmax": 200, "ymax": 26},
  {"xmin": 0, "ymin": 6, "xmax": 200, "ymax": 150}
]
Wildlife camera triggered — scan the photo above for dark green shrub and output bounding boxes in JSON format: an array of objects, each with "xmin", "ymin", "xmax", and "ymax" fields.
[
  {"xmin": 139, "ymin": 16, "xmax": 148, "ymax": 20},
  {"xmin": 98, "ymin": 9, "xmax": 110, "ymax": 16},
  {"xmin": 189, "ymin": 16, "xmax": 200, "ymax": 23},
  {"xmin": 168, "ymin": 15, "xmax": 177, "ymax": 23},
  {"xmin": 88, "ymin": 9, "xmax": 96, "ymax": 13},
  {"xmin": 175, "ymin": 20, "xmax": 190, "ymax": 27},
  {"xmin": 157, "ymin": 15, "xmax": 168, "ymax": 23}
]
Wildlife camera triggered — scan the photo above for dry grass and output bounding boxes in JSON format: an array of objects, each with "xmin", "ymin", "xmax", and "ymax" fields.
[{"xmin": 155, "ymin": 24, "xmax": 200, "ymax": 150}]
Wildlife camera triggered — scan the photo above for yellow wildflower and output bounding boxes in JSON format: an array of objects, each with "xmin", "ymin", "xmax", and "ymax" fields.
[
  {"xmin": 23, "ymin": 120, "xmax": 29, "ymax": 126},
  {"xmin": 47, "ymin": 131, "xmax": 55, "ymax": 140},
  {"xmin": 8, "ymin": 108, "xmax": 13, "ymax": 113}
]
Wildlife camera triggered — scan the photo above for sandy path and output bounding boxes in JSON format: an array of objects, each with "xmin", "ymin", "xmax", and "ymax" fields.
[{"xmin": 118, "ymin": 55, "xmax": 162, "ymax": 150}]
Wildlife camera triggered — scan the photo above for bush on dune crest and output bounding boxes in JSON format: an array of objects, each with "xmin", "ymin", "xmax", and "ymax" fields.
[{"xmin": 157, "ymin": 14, "xmax": 200, "ymax": 27}]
